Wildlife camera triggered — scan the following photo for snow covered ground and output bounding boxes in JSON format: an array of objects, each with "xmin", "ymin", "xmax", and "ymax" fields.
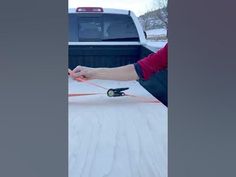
[
  {"xmin": 146, "ymin": 28, "xmax": 167, "ymax": 36},
  {"xmin": 145, "ymin": 28, "xmax": 167, "ymax": 51}
]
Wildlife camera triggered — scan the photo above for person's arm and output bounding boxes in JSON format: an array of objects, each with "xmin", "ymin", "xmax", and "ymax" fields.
[
  {"xmin": 72, "ymin": 43, "xmax": 168, "ymax": 81},
  {"xmin": 137, "ymin": 43, "xmax": 168, "ymax": 80},
  {"xmin": 72, "ymin": 64, "xmax": 139, "ymax": 81}
]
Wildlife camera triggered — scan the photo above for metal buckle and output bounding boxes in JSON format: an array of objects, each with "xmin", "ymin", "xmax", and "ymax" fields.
[{"xmin": 107, "ymin": 87, "xmax": 129, "ymax": 97}]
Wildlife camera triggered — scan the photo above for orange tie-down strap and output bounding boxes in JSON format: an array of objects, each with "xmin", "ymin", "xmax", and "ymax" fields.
[
  {"xmin": 68, "ymin": 69, "xmax": 160, "ymax": 103},
  {"xmin": 68, "ymin": 93, "xmax": 104, "ymax": 97}
]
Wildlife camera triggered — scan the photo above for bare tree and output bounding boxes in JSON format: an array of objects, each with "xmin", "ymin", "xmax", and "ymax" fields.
[
  {"xmin": 152, "ymin": 0, "xmax": 168, "ymax": 29},
  {"xmin": 156, "ymin": 0, "xmax": 168, "ymax": 8},
  {"xmin": 139, "ymin": 10, "xmax": 153, "ymax": 31}
]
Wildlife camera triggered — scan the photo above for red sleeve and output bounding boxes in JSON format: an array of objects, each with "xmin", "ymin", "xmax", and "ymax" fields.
[{"xmin": 137, "ymin": 43, "xmax": 168, "ymax": 80}]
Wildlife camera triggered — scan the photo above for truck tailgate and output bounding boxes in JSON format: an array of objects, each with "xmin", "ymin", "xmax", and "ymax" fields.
[{"xmin": 69, "ymin": 45, "xmax": 153, "ymax": 69}]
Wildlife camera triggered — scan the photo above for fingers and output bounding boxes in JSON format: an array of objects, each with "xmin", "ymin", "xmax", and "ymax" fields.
[
  {"xmin": 74, "ymin": 70, "xmax": 86, "ymax": 78},
  {"xmin": 70, "ymin": 66, "xmax": 83, "ymax": 78},
  {"xmin": 70, "ymin": 65, "xmax": 87, "ymax": 79},
  {"xmin": 71, "ymin": 65, "xmax": 95, "ymax": 80},
  {"xmin": 73, "ymin": 65, "xmax": 82, "ymax": 73},
  {"xmin": 68, "ymin": 68, "xmax": 76, "ymax": 78}
]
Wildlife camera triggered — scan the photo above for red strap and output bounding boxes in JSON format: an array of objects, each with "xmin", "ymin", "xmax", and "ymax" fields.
[{"xmin": 69, "ymin": 93, "xmax": 104, "ymax": 97}]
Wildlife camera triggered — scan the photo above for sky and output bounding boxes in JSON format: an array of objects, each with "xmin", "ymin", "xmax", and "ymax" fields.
[{"xmin": 68, "ymin": 0, "xmax": 157, "ymax": 16}]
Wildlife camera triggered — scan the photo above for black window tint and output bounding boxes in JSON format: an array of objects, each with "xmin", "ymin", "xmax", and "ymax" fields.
[
  {"xmin": 69, "ymin": 13, "xmax": 139, "ymax": 42},
  {"xmin": 69, "ymin": 14, "xmax": 78, "ymax": 41},
  {"xmin": 78, "ymin": 17, "xmax": 102, "ymax": 41}
]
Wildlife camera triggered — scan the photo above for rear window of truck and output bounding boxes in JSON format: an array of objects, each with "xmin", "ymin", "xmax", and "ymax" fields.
[{"xmin": 69, "ymin": 13, "xmax": 139, "ymax": 42}]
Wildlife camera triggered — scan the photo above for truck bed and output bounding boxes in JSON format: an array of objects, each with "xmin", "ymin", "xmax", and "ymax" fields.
[
  {"xmin": 68, "ymin": 44, "xmax": 165, "ymax": 105},
  {"xmin": 69, "ymin": 45, "xmax": 153, "ymax": 69}
]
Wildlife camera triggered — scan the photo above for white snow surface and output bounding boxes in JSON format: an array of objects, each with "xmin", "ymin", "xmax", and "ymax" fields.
[
  {"xmin": 144, "ymin": 28, "xmax": 167, "ymax": 51},
  {"xmin": 146, "ymin": 28, "xmax": 167, "ymax": 36}
]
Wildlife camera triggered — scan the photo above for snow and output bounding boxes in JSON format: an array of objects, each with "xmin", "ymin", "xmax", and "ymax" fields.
[
  {"xmin": 144, "ymin": 28, "xmax": 167, "ymax": 51},
  {"xmin": 146, "ymin": 28, "xmax": 167, "ymax": 36}
]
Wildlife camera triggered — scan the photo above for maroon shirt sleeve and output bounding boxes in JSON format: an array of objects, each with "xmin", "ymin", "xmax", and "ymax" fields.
[{"xmin": 137, "ymin": 43, "xmax": 168, "ymax": 80}]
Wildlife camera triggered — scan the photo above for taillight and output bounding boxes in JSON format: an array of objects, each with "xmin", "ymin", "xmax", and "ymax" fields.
[{"xmin": 76, "ymin": 7, "xmax": 103, "ymax": 13}]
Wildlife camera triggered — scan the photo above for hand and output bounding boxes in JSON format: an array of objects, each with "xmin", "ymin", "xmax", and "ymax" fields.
[{"xmin": 72, "ymin": 65, "xmax": 97, "ymax": 80}]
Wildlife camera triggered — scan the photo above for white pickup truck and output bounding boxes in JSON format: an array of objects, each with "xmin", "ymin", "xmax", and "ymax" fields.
[{"xmin": 68, "ymin": 7, "xmax": 157, "ymax": 69}]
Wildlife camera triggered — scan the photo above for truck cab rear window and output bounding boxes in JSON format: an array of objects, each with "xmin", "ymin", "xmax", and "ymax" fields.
[{"xmin": 69, "ymin": 14, "xmax": 139, "ymax": 42}]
